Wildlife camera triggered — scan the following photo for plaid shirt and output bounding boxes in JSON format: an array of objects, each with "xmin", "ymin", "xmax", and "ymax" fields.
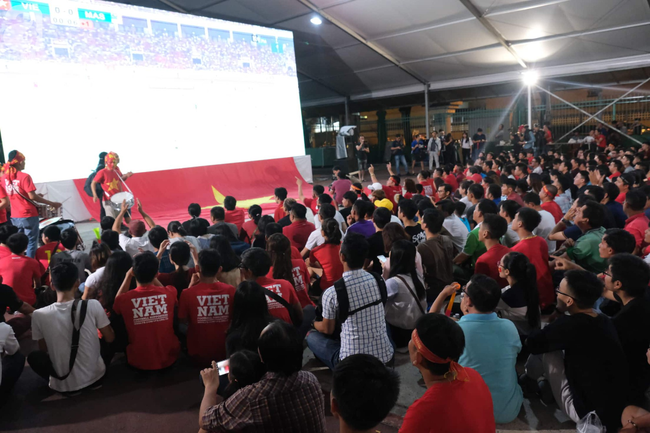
[
  {"xmin": 201, "ymin": 371, "xmax": 325, "ymax": 433},
  {"xmin": 322, "ymin": 269, "xmax": 394, "ymax": 363}
]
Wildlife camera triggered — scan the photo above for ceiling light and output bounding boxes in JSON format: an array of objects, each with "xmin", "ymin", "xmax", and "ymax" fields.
[
  {"xmin": 310, "ymin": 17, "xmax": 322, "ymax": 25},
  {"xmin": 522, "ymin": 70, "xmax": 539, "ymax": 86}
]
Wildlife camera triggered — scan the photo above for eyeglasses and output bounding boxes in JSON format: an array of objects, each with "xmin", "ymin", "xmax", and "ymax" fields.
[
  {"xmin": 602, "ymin": 270, "xmax": 611, "ymax": 277},
  {"xmin": 555, "ymin": 288, "xmax": 575, "ymax": 299}
]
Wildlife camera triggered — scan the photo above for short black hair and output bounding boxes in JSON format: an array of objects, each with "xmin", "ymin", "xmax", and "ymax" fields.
[
  {"xmin": 603, "ymin": 182, "xmax": 620, "ymax": 203},
  {"xmin": 318, "ymin": 203, "xmax": 336, "ymax": 220},
  {"xmin": 198, "ymin": 248, "xmax": 221, "ymax": 277},
  {"xmin": 625, "ymin": 189, "xmax": 647, "ymax": 211},
  {"xmin": 100, "ymin": 216, "xmax": 115, "ymax": 231},
  {"xmin": 211, "ymin": 206, "xmax": 225, "ymax": 221},
  {"xmin": 523, "ymin": 192, "xmax": 541, "ymax": 206},
  {"xmin": 189, "ymin": 218, "xmax": 208, "ymax": 237},
  {"xmin": 101, "ymin": 230, "xmax": 120, "ymax": 250},
  {"xmin": 476, "ymin": 198, "xmax": 498, "ymax": 216},
  {"xmin": 133, "ymin": 251, "xmax": 159, "ymax": 284},
  {"xmin": 147, "ymin": 226, "xmax": 168, "ymax": 249},
  {"xmin": 342, "ymin": 191, "xmax": 357, "ymax": 204},
  {"xmin": 516, "ymin": 207, "xmax": 541, "ymax": 232},
  {"xmin": 467, "ymin": 274, "xmax": 501, "ymax": 313},
  {"xmin": 468, "ymin": 183, "xmax": 484, "ymax": 200},
  {"xmin": 43, "ymin": 225, "xmax": 61, "ymax": 242},
  {"xmin": 564, "ymin": 270, "xmax": 603, "ymax": 309},
  {"xmin": 340, "ymin": 232, "xmax": 368, "ymax": 269},
  {"xmin": 557, "ymin": 175, "xmax": 572, "ymax": 193},
  {"xmin": 60, "ymin": 228, "xmax": 78, "ymax": 250},
  {"xmin": 332, "ymin": 354, "xmax": 400, "ymax": 431},
  {"xmin": 264, "ymin": 222, "xmax": 283, "ymax": 238},
  {"xmin": 241, "ymin": 247, "xmax": 272, "ymax": 277},
  {"xmin": 188, "ymin": 203, "xmax": 201, "ymax": 218},
  {"xmin": 318, "ymin": 193, "xmax": 333, "ymax": 205},
  {"xmin": 482, "ymin": 214, "xmax": 508, "ymax": 239},
  {"xmin": 313, "ymin": 185, "xmax": 325, "ymax": 196},
  {"xmin": 291, "ymin": 203, "xmax": 307, "ymax": 220},
  {"xmin": 487, "ymin": 184, "xmax": 501, "ymax": 200},
  {"xmin": 585, "ymin": 185, "xmax": 605, "ymax": 204},
  {"xmin": 414, "ymin": 314, "xmax": 465, "ymax": 376},
  {"xmin": 257, "ymin": 321, "xmax": 302, "ymax": 376},
  {"xmin": 170, "ymin": 241, "xmax": 191, "ymax": 267},
  {"xmin": 51, "ymin": 262, "xmax": 79, "ymax": 292},
  {"xmin": 0, "ymin": 225, "xmax": 18, "ymax": 244},
  {"xmin": 609, "ymin": 254, "xmax": 650, "ymax": 298},
  {"xmin": 373, "ymin": 207, "xmax": 392, "ymax": 229},
  {"xmin": 274, "ymin": 187, "xmax": 287, "ymax": 201},
  {"xmin": 398, "ymin": 199, "xmax": 418, "ymax": 220},
  {"xmin": 7, "ymin": 233, "xmax": 28, "ymax": 255},
  {"xmin": 422, "ymin": 208, "xmax": 444, "ymax": 234},
  {"xmin": 436, "ymin": 199, "xmax": 456, "ymax": 217},
  {"xmin": 582, "ymin": 201, "xmax": 605, "ymax": 229},
  {"xmin": 603, "ymin": 228, "xmax": 636, "ymax": 255},
  {"xmin": 503, "ymin": 178, "xmax": 517, "ymax": 189},
  {"xmin": 223, "ymin": 196, "xmax": 237, "ymax": 211}
]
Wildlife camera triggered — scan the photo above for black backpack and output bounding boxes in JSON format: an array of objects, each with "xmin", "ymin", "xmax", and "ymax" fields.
[{"xmin": 84, "ymin": 170, "xmax": 103, "ymax": 198}]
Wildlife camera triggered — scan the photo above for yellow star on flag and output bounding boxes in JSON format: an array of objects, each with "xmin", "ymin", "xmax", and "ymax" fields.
[{"xmin": 107, "ymin": 178, "xmax": 120, "ymax": 191}]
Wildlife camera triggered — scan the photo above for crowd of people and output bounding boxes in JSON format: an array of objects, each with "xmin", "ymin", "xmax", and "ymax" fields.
[{"xmin": 2, "ymin": 125, "xmax": 650, "ymax": 432}]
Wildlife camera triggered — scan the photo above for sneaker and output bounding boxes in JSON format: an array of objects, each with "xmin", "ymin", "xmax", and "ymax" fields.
[
  {"xmin": 538, "ymin": 379, "xmax": 555, "ymax": 406},
  {"xmin": 518, "ymin": 373, "xmax": 539, "ymax": 397}
]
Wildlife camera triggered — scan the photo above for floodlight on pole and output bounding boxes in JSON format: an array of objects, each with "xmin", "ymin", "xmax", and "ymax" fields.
[
  {"xmin": 522, "ymin": 70, "xmax": 539, "ymax": 87},
  {"xmin": 310, "ymin": 16, "xmax": 322, "ymax": 25}
]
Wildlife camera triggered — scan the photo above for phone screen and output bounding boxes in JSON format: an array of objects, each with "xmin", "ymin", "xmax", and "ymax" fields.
[
  {"xmin": 217, "ymin": 359, "xmax": 230, "ymax": 376},
  {"xmin": 377, "ymin": 255, "xmax": 387, "ymax": 264}
]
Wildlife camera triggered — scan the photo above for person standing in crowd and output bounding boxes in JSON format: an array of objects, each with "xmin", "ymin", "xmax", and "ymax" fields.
[
  {"xmin": 3, "ymin": 151, "xmax": 61, "ymax": 257},
  {"xmin": 428, "ymin": 130, "xmax": 440, "ymax": 170},
  {"xmin": 411, "ymin": 133, "xmax": 427, "ymax": 174},
  {"xmin": 472, "ymin": 128, "xmax": 486, "ymax": 161},
  {"xmin": 355, "ymin": 135, "xmax": 370, "ymax": 182},
  {"xmin": 461, "ymin": 132, "xmax": 473, "ymax": 163},
  {"xmin": 390, "ymin": 134, "xmax": 408, "ymax": 176},
  {"xmin": 91, "ymin": 152, "xmax": 133, "ymax": 219},
  {"xmin": 400, "ymin": 314, "xmax": 495, "ymax": 432}
]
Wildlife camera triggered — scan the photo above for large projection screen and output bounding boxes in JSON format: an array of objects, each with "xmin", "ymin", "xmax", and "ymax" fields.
[{"xmin": 0, "ymin": 0, "xmax": 304, "ymax": 183}]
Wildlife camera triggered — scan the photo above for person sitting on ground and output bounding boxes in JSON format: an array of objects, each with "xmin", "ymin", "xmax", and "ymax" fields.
[
  {"xmin": 307, "ymin": 233, "xmax": 394, "ymax": 370},
  {"xmin": 400, "ymin": 314, "xmax": 496, "ymax": 432},
  {"xmin": 207, "ymin": 206, "xmax": 238, "ymax": 239},
  {"xmin": 303, "ymin": 204, "xmax": 336, "ymax": 258},
  {"xmin": 524, "ymin": 270, "xmax": 628, "ymax": 432},
  {"xmin": 148, "ymin": 226, "xmax": 173, "ymax": 273},
  {"xmin": 331, "ymin": 171, "xmax": 352, "ymax": 206},
  {"xmin": 296, "ymin": 178, "xmax": 324, "ymax": 215},
  {"xmin": 28, "ymin": 262, "xmax": 115, "ymax": 393},
  {"xmin": 240, "ymin": 248, "xmax": 302, "ymax": 327},
  {"xmin": 474, "ymin": 214, "xmax": 510, "ymax": 287},
  {"xmin": 498, "ymin": 200, "xmax": 522, "ymax": 248},
  {"xmin": 240, "ymin": 205, "xmax": 262, "ymax": 244},
  {"xmin": 282, "ymin": 203, "xmax": 315, "ymax": 252},
  {"xmin": 100, "ymin": 216, "xmax": 115, "ymax": 233},
  {"xmin": 331, "ymin": 354, "xmax": 400, "ymax": 433},
  {"xmin": 603, "ymin": 183, "xmax": 627, "ymax": 229},
  {"xmin": 0, "ymin": 233, "xmax": 45, "ymax": 306},
  {"xmin": 463, "ymin": 183, "xmax": 485, "ymax": 227},
  {"xmin": 276, "ymin": 198, "xmax": 296, "ymax": 228},
  {"xmin": 417, "ymin": 209, "xmax": 454, "ymax": 303},
  {"xmin": 623, "ymin": 189, "xmax": 649, "ymax": 253},
  {"xmin": 273, "ymin": 187, "xmax": 288, "ymax": 222},
  {"xmin": 539, "ymin": 184, "xmax": 563, "ymax": 223},
  {"xmin": 346, "ymin": 200, "xmax": 376, "ymax": 238},
  {"xmin": 167, "ymin": 221, "xmax": 202, "ymax": 264},
  {"xmin": 80, "ymin": 243, "xmax": 111, "ymax": 299},
  {"xmin": 225, "ymin": 281, "xmax": 275, "ymax": 355},
  {"xmin": 0, "ymin": 225, "xmax": 18, "ymax": 260},
  {"xmin": 602, "ymin": 254, "xmax": 650, "ymax": 406},
  {"xmin": 251, "ymin": 215, "xmax": 275, "ymax": 250},
  {"xmin": 267, "ymin": 233, "xmax": 312, "ymax": 310},
  {"xmin": 100, "ymin": 230, "xmax": 121, "ymax": 252},
  {"xmin": 223, "ymin": 196, "xmax": 245, "ymax": 232},
  {"xmin": 431, "ymin": 274, "xmax": 523, "ymax": 424},
  {"xmin": 182, "ymin": 203, "xmax": 210, "ymax": 235},
  {"xmin": 384, "ymin": 240, "xmax": 427, "ymax": 349},
  {"xmin": 501, "ymin": 178, "xmax": 525, "ymax": 207},
  {"xmin": 496, "ymin": 252, "xmax": 541, "ymax": 336},
  {"xmin": 0, "ymin": 277, "xmax": 35, "ymax": 340},
  {"xmin": 369, "ymin": 164, "xmax": 402, "ymax": 211},
  {"xmin": 211, "ymin": 223, "xmax": 250, "ymax": 257},
  {"xmin": 436, "ymin": 199, "xmax": 468, "ymax": 253},
  {"xmin": 523, "ymin": 192, "xmax": 556, "ymax": 254},
  {"xmin": 209, "ymin": 235, "xmax": 242, "ymax": 288},
  {"xmin": 50, "ymin": 228, "xmax": 92, "ymax": 284},
  {"xmin": 189, "ymin": 218, "xmax": 212, "ymax": 250},
  {"xmin": 0, "ymin": 320, "xmax": 22, "ymax": 403},
  {"xmin": 339, "ymin": 190, "xmax": 357, "ymax": 222},
  {"xmin": 454, "ymin": 199, "xmax": 498, "ymax": 268},
  {"xmin": 157, "ymin": 241, "xmax": 197, "ymax": 299},
  {"xmin": 366, "ymin": 206, "xmax": 391, "ymax": 274},
  {"xmin": 307, "ymin": 218, "xmax": 345, "ymax": 295},
  {"xmin": 113, "ymin": 251, "xmax": 180, "ymax": 371},
  {"xmin": 200, "ymin": 321, "xmax": 325, "ymax": 433},
  {"xmin": 399, "ymin": 199, "xmax": 426, "ymax": 246},
  {"xmin": 218, "ymin": 349, "xmax": 265, "ymax": 401},
  {"xmin": 35, "ymin": 225, "xmax": 65, "ymax": 272},
  {"xmin": 179, "ymin": 249, "xmax": 236, "ymax": 368},
  {"xmin": 112, "ymin": 199, "xmax": 155, "ymax": 257},
  {"xmin": 561, "ymin": 201, "xmax": 608, "ymax": 274}
]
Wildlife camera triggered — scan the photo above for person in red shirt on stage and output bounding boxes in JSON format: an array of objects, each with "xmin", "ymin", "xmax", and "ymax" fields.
[
  {"xmin": 400, "ymin": 314, "xmax": 495, "ymax": 433},
  {"xmin": 308, "ymin": 219, "xmax": 345, "ymax": 294},
  {"xmin": 178, "ymin": 249, "xmax": 236, "ymax": 367},
  {"xmin": 369, "ymin": 164, "xmax": 401, "ymax": 211},
  {"xmin": 3, "ymin": 150, "xmax": 61, "ymax": 258},
  {"xmin": 510, "ymin": 208, "xmax": 554, "ymax": 308},
  {"xmin": 273, "ymin": 187, "xmax": 288, "ymax": 222},
  {"xmin": 240, "ymin": 248, "xmax": 303, "ymax": 326},
  {"xmin": 282, "ymin": 203, "xmax": 315, "ymax": 251},
  {"xmin": 539, "ymin": 184, "xmax": 563, "ymax": 224},
  {"xmin": 475, "ymin": 214, "xmax": 510, "ymax": 287},
  {"xmin": 91, "ymin": 152, "xmax": 133, "ymax": 219},
  {"xmin": 623, "ymin": 189, "xmax": 650, "ymax": 253},
  {"xmin": 35, "ymin": 225, "xmax": 65, "ymax": 271},
  {"xmin": 223, "ymin": 196, "xmax": 245, "ymax": 232},
  {"xmin": 0, "ymin": 185, "xmax": 9, "ymax": 226},
  {"xmin": 296, "ymin": 177, "xmax": 324, "ymax": 216},
  {"xmin": 0, "ymin": 233, "xmax": 45, "ymax": 306},
  {"xmin": 113, "ymin": 251, "xmax": 179, "ymax": 370}
]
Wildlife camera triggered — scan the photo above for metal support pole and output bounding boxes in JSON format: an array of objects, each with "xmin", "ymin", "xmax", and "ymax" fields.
[
  {"xmin": 535, "ymin": 85, "xmax": 644, "ymax": 146},
  {"xmin": 424, "ymin": 83, "xmax": 430, "ymax": 138},
  {"xmin": 527, "ymin": 85, "xmax": 532, "ymax": 127},
  {"xmin": 344, "ymin": 97, "xmax": 350, "ymax": 126}
]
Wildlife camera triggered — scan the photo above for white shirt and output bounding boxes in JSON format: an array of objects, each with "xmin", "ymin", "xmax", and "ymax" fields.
[
  {"xmin": 462, "ymin": 138, "xmax": 473, "ymax": 149},
  {"xmin": 119, "ymin": 233, "xmax": 154, "ymax": 257},
  {"xmin": 442, "ymin": 215, "xmax": 469, "ymax": 253},
  {"xmin": 390, "ymin": 215, "xmax": 403, "ymax": 225},
  {"xmin": 83, "ymin": 266, "xmax": 106, "ymax": 293},
  {"xmin": 0, "ymin": 322, "xmax": 19, "ymax": 386},
  {"xmin": 314, "ymin": 210, "xmax": 346, "ymax": 231},
  {"xmin": 532, "ymin": 166, "xmax": 543, "ymax": 175},
  {"xmin": 534, "ymin": 209, "xmax": 557, "ymax": 253},
  {"xmin": 32, "ymin": 299, "xmax": 110, "ymax": 392},
  {"xmin": 502, "ymin": 223, "xmax": 520, "ymax": 247},
  {"xmin": 169, "ymin": 236, "xmax": 202, "ymax": 267}
]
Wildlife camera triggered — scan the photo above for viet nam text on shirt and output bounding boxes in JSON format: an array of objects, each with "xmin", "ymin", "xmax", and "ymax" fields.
[
  {"xmin": 195, "ymin": 294, "xmax": 231, "ymax": 324},
  {"xmin": 131, "ymin": 294, "xmax": 170, "ymax": 325}
]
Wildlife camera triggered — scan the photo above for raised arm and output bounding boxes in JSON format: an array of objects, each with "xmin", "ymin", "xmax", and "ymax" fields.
[
  {"xmin": 386, "ymin": 162, "xmax": 395, "ymax": 176},
  {"xmin": 114, "ymin": 268, "xmax": 134, "ymax": 300},
  {"xmin": 429, "ymin": 284, "xmax": 459, "ymax": 314},
  {"xmin": 296, "ymin": 177, "xmax": 306, "ymax": 203},
  {"xmin": 112, "ymin": 201, "xmax": 128, "ymax": 232},
  {"xmin": 137, "ymin": 199, "xmax": 155, "ymax": 229},
  {"xmin": 369, "ymin": 164, "xmax": 379, "ymax": 184}
]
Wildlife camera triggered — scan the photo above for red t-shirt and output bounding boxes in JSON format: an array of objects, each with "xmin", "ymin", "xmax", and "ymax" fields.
[
  {"xmin": 443, "ymin": 174, "xmax": 458, "ymax": 192},
  {"xmin": 310, "ymin": 243, "xmax": 344, "ymax": 290},
  {"xmin": 507, "ymin": 192, "xmax": 525, "ymax": 207},
  {"xmin": 93, "ymin": 167, "xmax": 123, "ymax": 199},
  {"xmin": 267, "ymin": 259, "xmax": 314, "ymax": 309},
  {"xmin": 157, "ymin": 267, "xmax": 198, "ymax": 298},
  {"xmin": 283, "ymin": 220, "xmax": 315, "ymax": 251},
  {"xmin": 113, "ymin": 285, "xmax": 180, "ymax": 370},
  {"xmin": 511, "ymin": 236, "xmax": 554, "ymax": 308},
  {"xmin": 616, "ymin": 192, "xmax": 626, "ymax": 204},
  {"xmin": 596, "ymin": 134, "xmax": 606, "ymax": 149},
  {"xmin": 35, "ymin": 242, "xmax": 66, "ymax": 270},
  {"xmin": 399, "ymin": 368, "xmax": 495, "ymax": 433},
  {"xmin": 383, "ymin": 185, "xmax": 402, "ymax": 211},
  {"xmin": 0, "ymin": 245, "xmax": 11, "ymax": 260},
  {"xmin": 303, "ymin": 197, "xmax": 318, "ymax": 215},
  {"xmin": 625, "ymin": 213, "xmax": 650, "ymax": 250},
  {"xmin": 474, "ymin": 244, "xmax": 510, "ymax": 287},
  {"xmin": 255, "ymin": 276, "xmax": 300, "ymax": 324},
  {"xmin": 470, "ymin": 173, "xmax": 482, "ymax": 184},
  {"xmin": 541, "ymin": 201, "xmax": 563, "ymax": 224},
  {"xmin": 610, "ymin": 171, "xmax": 621, "ymax": 179},
  {"xmin": 241, "ymin": 219, "xmax": 257, "ymax": 244},
  {"xmin": 420, "ymin": 179, "xmax": 435, "ymax": 198},
  {"xmin": 0, "ymin": 254, "xmax": 45, "ymax": 306},
  {"xmin": 3, "ymin": 172, "xmax": 38, "ymax": 218},
  {"xmin": 273, "ymin": 204, "xmax": 286, "ymax": 222},
  {"xmin": 178, "ymin": 281, "xmax": 235, "ymax": 366},
  {"xmin": 0, "ymin": 185, "xmax": 7, "ymax": 224},
  {"xmin": 291, "ymin": 246, "xmax": 302, "ymax": 261},
  {"xmin": 225, "ymin": 209, "xmax": 245, "ymax": 232}
]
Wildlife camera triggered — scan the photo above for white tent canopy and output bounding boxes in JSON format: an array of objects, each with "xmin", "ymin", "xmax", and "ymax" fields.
[{"xmin": 118, "ymin": 0, "xmax": 650, "ymax": 107}]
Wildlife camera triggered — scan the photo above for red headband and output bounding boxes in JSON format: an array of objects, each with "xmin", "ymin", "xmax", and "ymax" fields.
[
  {"xmin": 542, "ymin": 185, "xmax": 555, "ymax": 198},
  {"xmin": 411, "ymin": 329, "xmax": 469, "ymax": 382},
  {"xmin": 4, "ymin": 151, "xmax": 25, "ymax": 180}
]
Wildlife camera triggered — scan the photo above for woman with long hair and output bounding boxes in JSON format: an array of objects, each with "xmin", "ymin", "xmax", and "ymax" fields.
[
  {"xmin": 461, "ymin": 131, "xmax": 472, "ymax": 163},
  {"xmin": 252, "ymin": 215, "xmax": 275, "ymax": 249},
  {"xmin": 157, "ymin": 241, "xmax": 195, "ymax": 298},
  {"xmin": 308, "ymin": 218, "xmax": 344, "ymax": 294},
  {"xmin": 209, "ymin": 235, "xmax": 242, "ymax": 288},
  {"xmin": 225, "ymin": 281, "xmax": 275, "ymax": 355},
  {"xmin": 497, "ymin": 252, "xmax": 541, "ymax": 335},
  {"xmin": 381, "ymin": 222, "xmax": 424, "ymax": 279},
  {"xmin": 528, "ymin": 173, "xmax": 543, "ymax": 194},
  {"xmin": 444, "ymin": 133, "xmax": 456, "ymax": 165},
  {"xmin": 401, "ymin": 178, "xmax": 418, "ymax": 200},
  {"xmin": 82, "ymin": 243, "xmax": 112, "ymax": 300},
  {"xmin": 384, "ymin": 239, "xmax": 427, "ymax": 348},
  {"xmin": 167, "ymin": 221, "xmax": 201, "ymax": 266},
  {"xmin": 241, "ymin": 204, "xmax": 262, "ymax": 244},
  {"xmin": 267, "ymin": 233, "xmax": 312, "ymax": 308},
  {"xmin": 351, "ymin": 182, "xmax": 370, "ymax": 201}
]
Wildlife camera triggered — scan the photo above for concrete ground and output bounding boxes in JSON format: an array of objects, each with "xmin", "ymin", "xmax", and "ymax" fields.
[{"xmin": 0, "ymin": 167, "xmax": 577, "ymax": 432}]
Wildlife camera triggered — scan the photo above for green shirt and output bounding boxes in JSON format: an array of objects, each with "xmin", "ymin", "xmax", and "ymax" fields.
[
  {"xmin": 567, "ymin": 226, "xmax": 607, "ymax": 273},
  {"xmin": 463, "ymin": 223, "xmax": 486, "ymax": 267}
]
